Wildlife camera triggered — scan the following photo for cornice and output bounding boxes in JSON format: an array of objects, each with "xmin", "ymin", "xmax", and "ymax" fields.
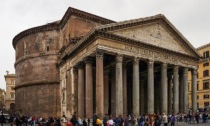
[
  {"xmin": 199, "ymin": 57, "xmax": 209, "ymax": 63},
  {"xmin": 4, "ymin": 74, "xmax": 15, "ymax": 77},
  {"xmin": 13, "ymin": 23, "xmax": 58, "ymax": 49},
  {"xmin": 14, "ymin": 80, "xmax": 60, "ymax": 90},
  {"xmin": 59, "ymin": 36, "xmax": 83, "ymax": 54},
  {"xmin": 197, "ymin": 43, "xmax": 210, "ymax": 50},
  {"xmin": 13, "ymin": 7, "xmax": 115, "ymax": 49},
  {"xmin": 15, "ymin": 51, "xmax": 59, "ymax": 68},
  {"xmin": 58, "ymin": 7, "xmax": 115, "ymax": 29},
  {"xmin": 96, "ymin": 15, "xmax": 162, "ymax": 31}
]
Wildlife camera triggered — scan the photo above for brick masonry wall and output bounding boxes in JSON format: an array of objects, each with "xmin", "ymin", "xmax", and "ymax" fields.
[{"xmin": 14, "ymin": 14, "xmax": 102, "ymax": 118}]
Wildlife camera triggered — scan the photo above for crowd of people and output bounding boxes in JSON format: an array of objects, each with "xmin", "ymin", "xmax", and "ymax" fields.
[
  {"xmin": 1, "ymin": 111, "xmax": 209, "ymax": 126},
  {"xmin": 69, "ymin": 111, "xmax": 210, "ymax": 126}
]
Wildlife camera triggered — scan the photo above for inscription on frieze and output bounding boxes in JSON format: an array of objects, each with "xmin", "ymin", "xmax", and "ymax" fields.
[
  {"xmin": 124, "ymin": 45, "xmax": 196, "ymax": 67},
  {"xmin": 124, "ymin": 45, "xmax": 176, "ymax": 62}
]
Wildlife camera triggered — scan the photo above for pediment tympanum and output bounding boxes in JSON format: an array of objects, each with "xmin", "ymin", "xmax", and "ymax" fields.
[{"xmin": 109, "ymin": 22, "xmax": 194, "ymax": 57}]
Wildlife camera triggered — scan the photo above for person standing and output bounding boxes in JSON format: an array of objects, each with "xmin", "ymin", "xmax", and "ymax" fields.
[
  {"xmin": 61, "ymin": 115, "xmax": 67, "ymax": 126},
  {"xmin": 154, "ymin": 115, "xmax": 161, "ymax": 126},
  {"xmin": 170, "ymin": 115, "xmax": 175, "ymax": 126},
  {"xmin": 87, "ymin": 118, "xmax": 90, "ymax": 126},
  {"xmin": 162, "ymin": 113, "xmax": 168, "ymax": 126},
  {"xmin": 70, "ymin": 112, "xmax": 78, "ymax": 126},
  {"xmin": 195, "ymin": 113, "xmax": 199, "ymax": 124},
  {"xmin": 103, "ymin": 114, "xmax": 108, "ymax": 126}
]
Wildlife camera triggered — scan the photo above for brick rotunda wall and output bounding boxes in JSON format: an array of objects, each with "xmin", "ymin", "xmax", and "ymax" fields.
[{"xmin": 14, "ymin": 30, "xmax": 61, "ymax": 117}]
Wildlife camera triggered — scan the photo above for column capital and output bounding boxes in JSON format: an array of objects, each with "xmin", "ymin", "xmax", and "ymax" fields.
[
  {"xmin": 84, "ymin": 56, "xmax": 94, "ymax": 64},
  {"xmin": 173, "ymin": 65, "xmax": 179, "ymax": 72},
  {"xmin": 96, "ymin": 49, "xmax": 104, "ymax": 58},
  {"xmin": 161, "ymin": 63, "xmax": 167, "ymax": 70},
  {"xmin": 116, "ymin": 54, "xmax": 123, "ymax": 63},
  {"xmin": 133, "ymin": 57, "xmax": 139, "ymax": 65},
  {"xmin": 147, "ymin": 60, "xmax": 154, "ymax": 67},
  {"xmin": 192, "ymin": 69, "xmax": 198, "ymax": 75},
  {"xmin": 76, "ymin": 62, "xmax": 85, "ymax": 68},
  {"xmin": 183, "ymin": 68, "xmax": 189, "ymax": 75}
]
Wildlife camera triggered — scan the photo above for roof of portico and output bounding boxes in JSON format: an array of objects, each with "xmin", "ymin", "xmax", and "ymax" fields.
[
  {"xmin": 95, "ymin": 14, "xmax": 201, "ymax": 58},
  {"xmin": 61, "ymin": 14, "xmax": 201, "ymax": 61}
]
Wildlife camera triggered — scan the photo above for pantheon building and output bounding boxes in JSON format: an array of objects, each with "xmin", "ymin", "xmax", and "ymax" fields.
[{"xmin": 13, "ymin": 7, "xmax": 200, "ymax": 118}]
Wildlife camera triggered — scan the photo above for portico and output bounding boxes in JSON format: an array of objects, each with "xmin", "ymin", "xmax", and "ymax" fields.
[{"xmin": 59, "ymin": 14, "xmax": 200, "ymax": 118}]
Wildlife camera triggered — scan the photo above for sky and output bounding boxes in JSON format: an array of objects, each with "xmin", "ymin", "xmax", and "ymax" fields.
[{"xmin": 0, "ymin": 0, "xmax": 210, "ymax": 90}]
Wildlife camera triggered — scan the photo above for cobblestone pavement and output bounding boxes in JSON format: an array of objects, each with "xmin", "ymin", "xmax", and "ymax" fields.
[{"xmin": 170, "ymin": 121, "xmax": 210, "ymax": 126}]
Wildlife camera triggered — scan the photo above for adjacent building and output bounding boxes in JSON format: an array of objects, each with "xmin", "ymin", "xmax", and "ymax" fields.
[
  {"xmin": 0, "ymin": 89, "xmax": 6, "ymax": 109},
  {"xmin": 4, "ymin": 71, "xmax": 15, "ymax": 111},
  {"xmin": 13, "ymin": 7, "xmax": 200, "ymax": 118},
  {"xmin": 189, "ymin": 44, "xmax": 210, "ymax": 110}
]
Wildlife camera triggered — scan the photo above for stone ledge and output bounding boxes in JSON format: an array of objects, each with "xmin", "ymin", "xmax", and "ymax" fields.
[
  {"xmin": 15, "ymin": 51, "xmax": 59, "ymax": 67},
  {"xmin": 14, "ymin": 80, "xmax": 60, "ymax": 90}
]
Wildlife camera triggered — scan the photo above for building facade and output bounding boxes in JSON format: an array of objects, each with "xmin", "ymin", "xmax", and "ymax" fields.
[
  {"xmin": 4, "ymin": 71, "xmax": 15, "ymax": 111},
  {"xmin": 189, "ymin": 44, "xmax": 210, "ymax": 110},
  {"xmin": 0, "ymin": 89, "xmax": 6, "ymax": 110},
  {"xmin": 13, "ymin": 7, "xmax": 200, "ymax": 118}
]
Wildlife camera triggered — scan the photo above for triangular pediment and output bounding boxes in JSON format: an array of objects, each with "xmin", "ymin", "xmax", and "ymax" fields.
[
  {"xmin": 109, "ymin": 22, "xmax": 193, "ymax": 56},
  {"xmin": 96, "ymin": 14, "xmax": 200, "ymax": 58}
]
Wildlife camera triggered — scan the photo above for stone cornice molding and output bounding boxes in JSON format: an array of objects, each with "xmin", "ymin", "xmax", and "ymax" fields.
[
  {"xmin": 197, "ymin": 43, "xmax": 210, "ymax": 50},
  {"xmin": 4, "ymin": 74, "xmax": 16, "ymax": 78},
  {"xmin": 58, "ymin": 7, "xmax": 115, "ymax": 29},
  {"xmin": 13, "ymin": 7, "xmax": 115, "ymax": 49},
  {"xmin": 14, "ymin": 81, "xmax": 60, "ymax": 90},
  {"xmin": 15, "ymin": 51, "xmax": 59, "ymax": 67},
  {"xmin": 13, "ymin": 24, "xmax": 58, "ymax": 49},
  {"xmin": 59, "ymin": 36, "xmax": 83, "ymax": 54}
]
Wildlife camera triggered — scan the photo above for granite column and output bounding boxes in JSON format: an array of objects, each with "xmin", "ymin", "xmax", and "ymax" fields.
[
  {"xmin": 115, "ymin": 54, "xmax": 123, "ymax": 116},
  {"xmin": 96, "ymin": 49, "xmax": 104, "ymax": 118},
  {"xmin": 148, "ymin": 60, "xmax": 154, "ymax": 114},
  {"xmin": 77, "ymin": 63, "xmax": 85, "ymax": 118},
  {"xmin": 183, "ymin": 68, "xmax": 189, "ymax": 113},
  {"xmin": 168, "ymin": 75, "xmax": 173, "ymax": 115},
  {"xmin": 84, "ymin": 57, "xmax": 93, "ymax": 118},
  {"xmin": 133, "ymin": 57, "xmax": 140, "ymax": 116},
  {"xmin": 192, "ymin": 69, "xmax": 197, "ymax": 113},
  {"xmin": 123, "ymin": 62, "xmax": 127, "ymax": 115},
  {"xmin": 161, "ymin": 63, "xmax": 168, "ymax": 114},
  {"xmin": 173, "ymin": 66, "xmax": 179, "ymax": 114}
]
